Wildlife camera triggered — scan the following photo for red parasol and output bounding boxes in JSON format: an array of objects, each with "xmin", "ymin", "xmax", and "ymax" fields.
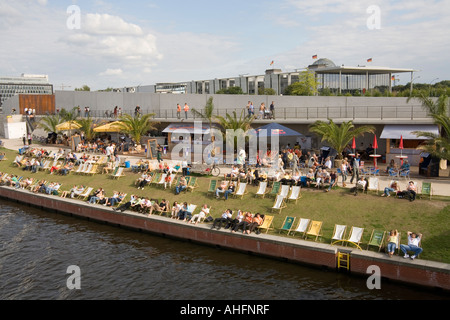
[
  {"xmin": 352, "ymin": 137, "xmax": 356, "ymax": 149},
  {"xmin": 373, "ymin": 135, "xmax": 378, "ymax": 150},
  {"xmin": 399, "ymin": 135, "xmax": 404, "ymax": 149}
]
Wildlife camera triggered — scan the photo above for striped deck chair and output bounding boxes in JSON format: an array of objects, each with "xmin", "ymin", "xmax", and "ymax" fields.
[
  {"xmin": 289, "ymin": 218, "xmax": 310, "ymax": 237},
  {"xmin": 304, "ymin": 220, "xmax": 323, "ymax": 242}
]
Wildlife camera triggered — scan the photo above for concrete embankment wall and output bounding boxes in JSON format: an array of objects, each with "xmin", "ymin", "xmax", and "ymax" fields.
[{"xmin": 0, "ymin": 186, "xmax": 449, "ymax": 291}]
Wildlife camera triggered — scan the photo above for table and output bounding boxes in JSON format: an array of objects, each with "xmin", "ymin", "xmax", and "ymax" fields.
[
  {"xmin": 396, "ymin": 155, "xmax": 408, "ymax": 166},
  {"xmin": 370, "ymin": 154, "xmax": 382, "ymax": 169}
]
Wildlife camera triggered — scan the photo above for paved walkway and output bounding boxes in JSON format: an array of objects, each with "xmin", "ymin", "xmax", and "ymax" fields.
[{"xmin": 2, "ymin": 136, "xmax": 450, "ymax": 197}]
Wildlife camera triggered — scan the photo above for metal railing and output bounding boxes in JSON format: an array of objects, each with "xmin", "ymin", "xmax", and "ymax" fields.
[{"xmin": 43, "ymin": 104, "xmax": 433, "ymax": 122}]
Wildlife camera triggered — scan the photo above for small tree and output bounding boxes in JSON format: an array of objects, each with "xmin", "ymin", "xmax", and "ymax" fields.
[{"xmin": 284, "ymin": 70, "xmax": 319, "ymax": 96}]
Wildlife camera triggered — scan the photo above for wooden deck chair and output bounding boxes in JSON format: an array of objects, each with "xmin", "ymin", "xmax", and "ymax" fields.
[
  {"xmin": 111, "ymin": 167, "xmax": 125, "ymax": 179},
  {"xmin": 279, "ymin": 185, "xmax": 290, "ymax": 199},
  {"xmin": 345, "ymin": 227, "xmax": 364, "ymax": 249},
  {"xmin": 287, "ymin": 186, "xmax": 302, "ymax": 204},
  {"xmin": 367, "ymin": 230, "xmax": 386, "ymax": 252},
  {"xmin": 82, "ymin": 163, "xmax": 93, "ymax": 175},
  {"xmin": 43, "ymin": 160, "xmax": 54, "ymax": 171},
  {"xmin": 187, "ymin": 176, "xmax": 199, "ymax": 192},
  {"xmin": 268, "ymin": 181, "xmax": 281, "ymax": 198},
  {"xmin": 289, "ymin": 218, "xmax": 310, "ymax": 237},
  {"xmin": 278, "ymin": 216, "xmax": 296, "ymax": 235},
  {"xmin": 114, "ymin": 194, "xmax": 128, "ymax": 208},
  {"xmin": 87, "ymin": 165, "xmax": 99, "ymax": 176},
  {"xmin": 97, "ymin": 156, "xmax": 107, "ymax": 165},
  {"xmin": 255, "ymin": 181, "xmax": 268, "ymax": 198},
  {"xmin": 157, "ymin": 174, "xmax": 167, "ymax": 187},
  {"xmin": 207, "ymin": 179, "xmax": 218, "ymax": 197},
  {"xmin": 234, "ymin": 182, "xmax": 248, "ymax": 199},
  {"xmin": 420, "ymin": 182, "xmax": 433, "ymax": 200},
  {"xmin": 367, "ymin": 177, "xmax": 379, "ymax": 194},
  {"xmin": 167, "ymin": 174, "xmax": 177, "ymax": 189},
  {"xmin": 331, "ymin": 225, "xmax": 347, "ymax": 245},
  {"xmin": 271, "ymin": 194, "xmax": 287, "ymax": 214},
  {"xmin": 39, "ymin": 160, "xmax": 50, "ymax": 171},
  {"xmin": 151, "ymin": 172, "xmax": 161, "ymax": 185},
  {"xmin": 305, "ymin": 220, "xmax": 323, "ymax": 242},
  {"xmin": 257, "ymin": 215, "xmax": 274, "ymax": 234},
  {"xmin": 78, "ymin": 187, "xmax": 93, "ymax": 201},
  {"xmin": 74, "ymin": 163, "xmax": 85, "ymax": 174}
]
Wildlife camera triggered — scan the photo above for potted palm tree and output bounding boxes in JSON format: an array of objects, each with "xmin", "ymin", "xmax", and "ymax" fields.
[{"xmin": 309, "ymin": 119, "xmax": 375, "ymax": 167}]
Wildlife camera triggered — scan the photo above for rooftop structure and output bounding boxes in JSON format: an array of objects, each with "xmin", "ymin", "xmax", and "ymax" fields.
[{"xmin": 0, "ymin": 74, "xmax": 53, "ymax": 112}]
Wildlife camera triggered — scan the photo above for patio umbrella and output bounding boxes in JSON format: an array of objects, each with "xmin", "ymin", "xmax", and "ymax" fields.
[
  {"xmin": 93, "ymin": 121, "xmax": 124, "ymax": 133},
  {"xmin": 371, "ymin": 135, "xmax": 381, "ymax": 169},
  {"xmin": 349, "ymin": 136, "xmax": 356, "ymax": 156},
  {"xmin": 56, "ymin": 121, "xmax": 81, "ymax": 131},
  {"xmin": 399, "ymin": 135, "xmax": 404, "ymax": 150}
]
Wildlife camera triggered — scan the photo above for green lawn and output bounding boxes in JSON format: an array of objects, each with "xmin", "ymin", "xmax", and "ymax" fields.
[{"xmin": 2, "ymin": 146, "xmax": 450, "ymax": 264}]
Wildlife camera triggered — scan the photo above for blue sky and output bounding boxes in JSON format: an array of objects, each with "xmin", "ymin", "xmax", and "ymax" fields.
[{"xmin": 0, "ymin": 0, "xmax": 448, "ymax": 90}]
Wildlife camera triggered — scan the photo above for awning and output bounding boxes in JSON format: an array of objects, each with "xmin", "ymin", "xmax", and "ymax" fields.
[
  {"xmin": 380, "ymin": 125, "xmax": 439, "ymax": 140},
  {"xmin": 163, "ymin": 123, "xmax": 221, "ymax": 135}
]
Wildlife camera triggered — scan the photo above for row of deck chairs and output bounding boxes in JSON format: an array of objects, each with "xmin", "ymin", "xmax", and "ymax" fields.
[{"xmin": 257, "ymin": 216, "xmax": 419, "ymax": 254}]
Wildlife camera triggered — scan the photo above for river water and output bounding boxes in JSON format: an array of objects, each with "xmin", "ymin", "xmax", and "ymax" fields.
[{"xmin": 0, "ymin": 199, "xmax": 447, "ymax": 301}]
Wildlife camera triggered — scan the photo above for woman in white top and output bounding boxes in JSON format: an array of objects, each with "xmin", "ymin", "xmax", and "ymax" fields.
[
  {"xmin": 190, "ymin": 204, "xmax": 210, "ymax": 225},
  {"xmin": 340, "ymin": 159, "xmax": 348, "ymax": 187}
]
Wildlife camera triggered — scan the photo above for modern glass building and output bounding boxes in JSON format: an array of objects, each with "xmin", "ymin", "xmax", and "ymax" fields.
[{"xmin": 0, "ymin": 74, "xmax": 53, "ymax": 112}]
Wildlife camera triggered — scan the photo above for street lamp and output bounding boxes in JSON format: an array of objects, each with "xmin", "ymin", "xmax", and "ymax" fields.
[
  {"xmin": 409, "ymin": 76, "xmax": 420, "ymax": 96},
  {"xmin": 429, "ymin": 78, "xmax": 439, "ymax": 97}
]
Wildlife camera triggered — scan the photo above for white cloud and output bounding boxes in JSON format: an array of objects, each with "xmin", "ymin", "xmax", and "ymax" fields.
[
  {"xmin": 83, "ymin": 13, "xmax": 144, "ymax": 36},
  {"xmin": 99, "ymin": 68, "xmax": 123, "ymax": 76}
]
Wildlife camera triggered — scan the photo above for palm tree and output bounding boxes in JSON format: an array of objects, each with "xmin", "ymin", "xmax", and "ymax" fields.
[
  {"xmin": 76, "ymin": 117, "xmax": 96, "ymax": 141},
  {"xmin": 215, "ymin": 109, "xmax": 256, "ymax": 153},
  {"xmin": 409, "ymin": 94, "xmax": 450, "ymax": 162},
  {"xmin": 37, "ymin": 114, "xmax": 63, "ymax": 133},
  {"xmin": 191, "ymin": 97, "xmax": 216, "ymax": 128},
  {"xmin": 309, "ymin": 119, "xmax": 375, "ymax": 160},
  {"xmin": 191, "ymin": 97, "xmax": 219, "ymax": 155},
  {"xmin": 59, "ymin": 107, "xmax": 80, "ymax": 138},
  {"xmin": 118, "ymin": 113, "xmax": 159, "ymax": 148}
]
